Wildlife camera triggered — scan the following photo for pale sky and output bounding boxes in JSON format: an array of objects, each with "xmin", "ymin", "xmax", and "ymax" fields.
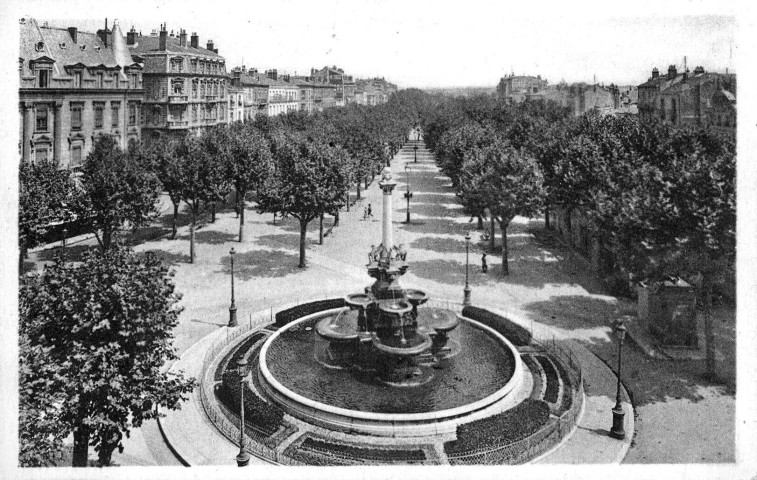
[{"xmin": 7, "ymin": 0, "xmax": 743, "ymax": 88}]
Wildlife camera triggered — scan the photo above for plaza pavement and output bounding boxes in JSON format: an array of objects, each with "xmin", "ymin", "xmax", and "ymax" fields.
[{"xmin": 25, "ymin": 135, "xmax": 735, "ymax": 467}]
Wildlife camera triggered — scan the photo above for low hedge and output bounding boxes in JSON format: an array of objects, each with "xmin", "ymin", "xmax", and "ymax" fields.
[
  {"xmin": 444, "ymin": 399, "xmax": 550, "ymax": 454},
  {"xmin": 462, "ymin": 306, "xmax": 532, "ymax": 346},
  {"xmin": 217, "ymin": 369, "xmax": 284, "ymax": 437},
  {"xmin": 275, "ymin": 298, "xmax": 346, "ymax": 327}
]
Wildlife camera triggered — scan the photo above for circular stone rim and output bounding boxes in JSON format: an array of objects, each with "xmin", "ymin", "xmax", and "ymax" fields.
[{"xmin": 258, "ymin": 308, "xmax": 524, "ymax": 422}]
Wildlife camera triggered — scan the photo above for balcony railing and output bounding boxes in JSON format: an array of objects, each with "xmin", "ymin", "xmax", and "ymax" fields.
[
  {"xmin": 166, "ymin": 120, "xmax": 188, "ymax": 128},
  {"xmin": 168, "ymin": 95, "xmax": 189, "ymax": 103},
  {"xmin": 269, "ymin": 95, "xmax": 298, "ymax": 103},
  {"xmin": 204, "ymin": 95, "xmax": 217, "ymax": 101}
]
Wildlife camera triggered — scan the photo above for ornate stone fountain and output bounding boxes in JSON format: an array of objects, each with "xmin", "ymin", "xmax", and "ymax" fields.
[{"xmin": 315, "ymin": 167, "xmax": 459, "ymax": 383}]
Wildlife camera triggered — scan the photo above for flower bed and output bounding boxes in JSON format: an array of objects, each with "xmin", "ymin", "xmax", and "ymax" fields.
[
  {"xmin": 274, "ymin": 298, "xmax": 346, "ymax": 327},
  {"xmin": 217, "ymin": 369, "xmax": 284, "ymax": 437},
  {"xmin": 461, "ymin": 306, "xmax": 532, "ymax": 346},
  {"xmin": 444, "ymin": 399, "xmax": 550, "ymax": 455},
  {"xmin": 553, "ymin": 354, "xmax": 573, "ymax": 414},
  {"xmin": 287, "ymin": 435, "xmax": 427, "ymax": 465},
  {"xmin": 214, "ymin": 332, "xmax": 267, "ymax": 381},
  {"xmin": 535, "ymin": 355, "xmax": 559, "ymax": 404}
]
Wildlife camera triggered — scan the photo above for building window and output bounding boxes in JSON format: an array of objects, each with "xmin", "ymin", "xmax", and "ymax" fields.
[
  {"xmin": 70, "ymin": 145, "xmax": 82, "ymax": 167},
  {"xmin": 71, "ymin": 104, "xmax": 83, "ymax": 130},
  {"xmin": 97, "ymin": 72, "xmax": 104, "ymax": 88},
  {"xmin": 191, "ymin": 59, "xmax": 197, "ymax": 72},
  {"xmin": 73, "ymin": 71, "xmax": 82, "ymax": 88},
  {"xmin": 172, "ymin": 79, "xmax": 184, "ymax": 95},
  {"xmin": 111, "ymin": 103, "xmax": 120, "ymax": 128},
  {"xmin": 35, "ymin": 105, "xmax": 48, "ymax": 132},
  {"xmin": 113, "ymin": 73, "xmax": 119, "ymax": 88},
  {"xmin": 192, "ymin": 80, "xmax": 198, "ymax": 98},
  {"xmin": 130, "ymin": 73, "xmax": 138, "ymax": 89},
  {"xmin": 37, "ymin": 68, "xmax": 49, "ymax": 88},
  {"xmin": 129, "ymin": 104, "xmax": 137, "ymax": 126},
  {"xmin": 94, "ymin": 104, "xmax": 104, "ymax": 129},
  {"xmin": 35, "ymin": 148, "xmax": 48, "ymax": 163}
]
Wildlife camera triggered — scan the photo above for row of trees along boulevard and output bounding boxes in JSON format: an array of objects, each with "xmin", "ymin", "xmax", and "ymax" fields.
[
  {"xmin": 421, "ymin": 94, "xmax": 735, "ymax": 378},
  {"xmin": 17, "ymin": 90, "xmax": 427, "ymax": 467}
]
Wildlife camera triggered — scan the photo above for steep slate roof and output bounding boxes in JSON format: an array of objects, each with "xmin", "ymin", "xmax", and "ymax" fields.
[
  {"xmin": 20, "ymin": 18, "xmax": 134, "ymax": 79},
  {"xmin": 128, "ymin": 34, "xmax": 222, "ymax": 58}
]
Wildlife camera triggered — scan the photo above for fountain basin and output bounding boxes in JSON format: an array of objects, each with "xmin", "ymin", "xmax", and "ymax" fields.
[{"xmin": 258, "ymin": 309, "xmax": 525, "ymax": 437}]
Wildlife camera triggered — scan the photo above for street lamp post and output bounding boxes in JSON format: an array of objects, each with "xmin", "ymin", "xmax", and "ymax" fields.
[
  {"xmin": 414, "ymin": 144, "xmax": 418, "ymax": 163},
  {"xmin": 235, "ymin": 358, "xmax": 251, "ymax": 467},
  {"xmin": 463, "ymin": 233, "xmax": 472, "ymax": 306},
  {"xmin": 609, "ymin": 318, "xmax": 627, "ymax": 439},
  {"xmin": 61, "ymin": 227, "xmax": 68, "ymax": 260},
  {"xmin": 404, "ymin": 165, "xmax": 413, "ymax": 224},
  {"xmin": 228, "ymin": 247, "xmax": 238, "ymax": 327}
]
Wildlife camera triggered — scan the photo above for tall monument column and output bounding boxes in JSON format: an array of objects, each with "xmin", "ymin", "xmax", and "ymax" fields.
[{"xmin": 378, "ymin": 166, "xmax": 397, "ymax": 247}]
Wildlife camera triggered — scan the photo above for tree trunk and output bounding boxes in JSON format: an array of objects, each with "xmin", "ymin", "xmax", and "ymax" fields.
[
  {"xmin": 356, "ymin": 181, "xmax": 361, "ymax": 200},
  {"xmin": 102, "ymin": 227, "xmax": 112, "ymax": 251},
  {"xmin": 210, "ymin": 202, "xmax": 216, "ymax": 223},
  {"xmin": 298, "ymin": 219, "xmax": 307, "ymax": 268},
  {"xmin": 365, "ymin": 176, "xmax": 369, "ymax": 189},
  {"xmin": 273, "ymin": 212, "xmax": 276, "ymax": 225},
  {"xmin": 477, "ymin": 215, "xmax": 484, "ymax": 230},
  {"xmin": 171, "ymin": 203, "xmax": 179, "ymax": 240},
  {"xmin": 189, "ymin": 209, "xmax": 196, "ymax": 264},
  {"xmin": 501, "ymin": 222, "xmax": 509, "ymax": 276},
  {"xmin": 319, "ymin": 214, "xmax": 324, "ymax": 245},
  {"xmin": 334, "ymin": 211, "xmax": 340, "ymax": 227},
  {"xmin": 72, "ymin": 422, "xmax": 90, "ymax": 467},
  {"xmin": 489, "ymin": 216, "xmax": 496, "ymax": 251},
  {"xmin": 235, "ymin": 190, "xmax": 239, "ymax": 218},
  {"xmin": 544, "ymin": 206, "xmax": 551, "ymax": 230},
  {"xmin": 703, "ymin": 276, "xmax": 716, "ymax": 379},
  {"xmin": 346, "ymin": 192, "xmax": 350, "ymax": 212},
  {"xmin": 238, "ymin": 203, "xmax": 245, "ymax": 243}
]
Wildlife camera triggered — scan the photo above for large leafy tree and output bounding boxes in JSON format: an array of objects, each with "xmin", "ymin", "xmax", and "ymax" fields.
[
  {"xmin": 175, "ymin": 134, "xmax": 216, "ymax": 263},
  {"xmin": 18, "ymin": 160, "xmax": 79, "ymax": 262},
  {"xmin": 461, "ymin": 140, "xmax": 544, "ymax": 275},
  {"xmin": 257, "ymin": 133, "xmax": 349, "ymax": 268},
  {"xmin": 198, "ymin": 127, "xmax": 233, "ymax": 223},
  {"xmin": 19, "ymin": 246, "xmax": 196, "ymax": 467},
  {"xmin": 224, "ymin": 122, "xmax": 274, "ymax": 242},
  {"xmin": 148, "ymin": 135, "xmax": 184, "ymax": 240},
  {"xmin": 77, "ymin": 136, "xmax": 161, "ymax": 250}
]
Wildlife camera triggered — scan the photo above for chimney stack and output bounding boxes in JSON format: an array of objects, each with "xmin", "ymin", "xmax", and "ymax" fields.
[
  {"xmin": 651, "ymin": 67, "xmax": 659, "ymax": 80},
  {"xmin": 127, "ymin": 26, "xmax": 137, "ymax": 45},
  {"xmin": 668, "ymin": 65, "xmax": 677, "ymax": 79},
  {"xmin": 179, "ymin": 29, "xmax": 187, "ymax": 47},
  {"xmin": 693, "ymin": 66, "xmax": 705, "ymax": 75},
  {"xmin": 97, "ymin": 18, "xmax": 112, "ymax": 48},
  {"xmin": 190, "ymin": 32, "xmax": 199, "ymax": 49},
  {"xmin": 159, "ymin": 23, "xmax": 168, "ymax": 50},
  {"xmin": 206, "ymin": 39, "xmax": 214, "ymax": 52},
  {"xmin": 267, "ymin": 69, "xmax": 278, "ymax": 80},
  {"xmin": 68, "ymin": 27, "xmax": 78, "ymax": 44}
]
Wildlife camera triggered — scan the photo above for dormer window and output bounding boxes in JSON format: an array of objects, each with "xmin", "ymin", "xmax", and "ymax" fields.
[
  {"xmin": 35, "ymin": 41, "xmax": 44, "ymax": 52},
  {"xmin": 37, "ymin": 68, "xmax": 49, "ymax": 88},
  {"xmin": 97, "ymin": 72, "xmax": 104, "ymax": 88},
  {"xmin": 59, "ymin": 42, "xmax": 67, "ymax": 49},
  {"xmin": 73, "ymin": 70, "xmax": 82, "ymax": 88}
]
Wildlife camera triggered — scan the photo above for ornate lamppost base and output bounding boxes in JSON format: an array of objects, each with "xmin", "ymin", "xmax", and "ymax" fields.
[
  {"xmin": 609, "ymin": 405, "xmax": 625, "ymax": 439},
  {"xmin": 463, "ymin": 285, "xmax": 472, "ymax": 306},
  {"xmin": 229, "ymin": 305, "xmax": 238, "ymax": 327},
  {"xmin": 236, "ymin": 449, "xmax": 250, "ymax": 467}
]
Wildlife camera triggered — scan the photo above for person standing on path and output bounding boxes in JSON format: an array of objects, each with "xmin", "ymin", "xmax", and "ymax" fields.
[
  {"xmin": 367, "ymin": 204, "xmax": 373, "ymax": 218},
  {"xmin": 481, "ymin": 253, "xmax": 488, "ymax": 273}
]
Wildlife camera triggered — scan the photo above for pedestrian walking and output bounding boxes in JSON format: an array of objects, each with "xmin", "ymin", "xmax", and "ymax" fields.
[
  {"xmin": 481, "ymin": 253, "xmax": 488, "ymax": 273},
  {"xmin": 367, "ymin": 204, "xmax": 373, "ymax": 218}
]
